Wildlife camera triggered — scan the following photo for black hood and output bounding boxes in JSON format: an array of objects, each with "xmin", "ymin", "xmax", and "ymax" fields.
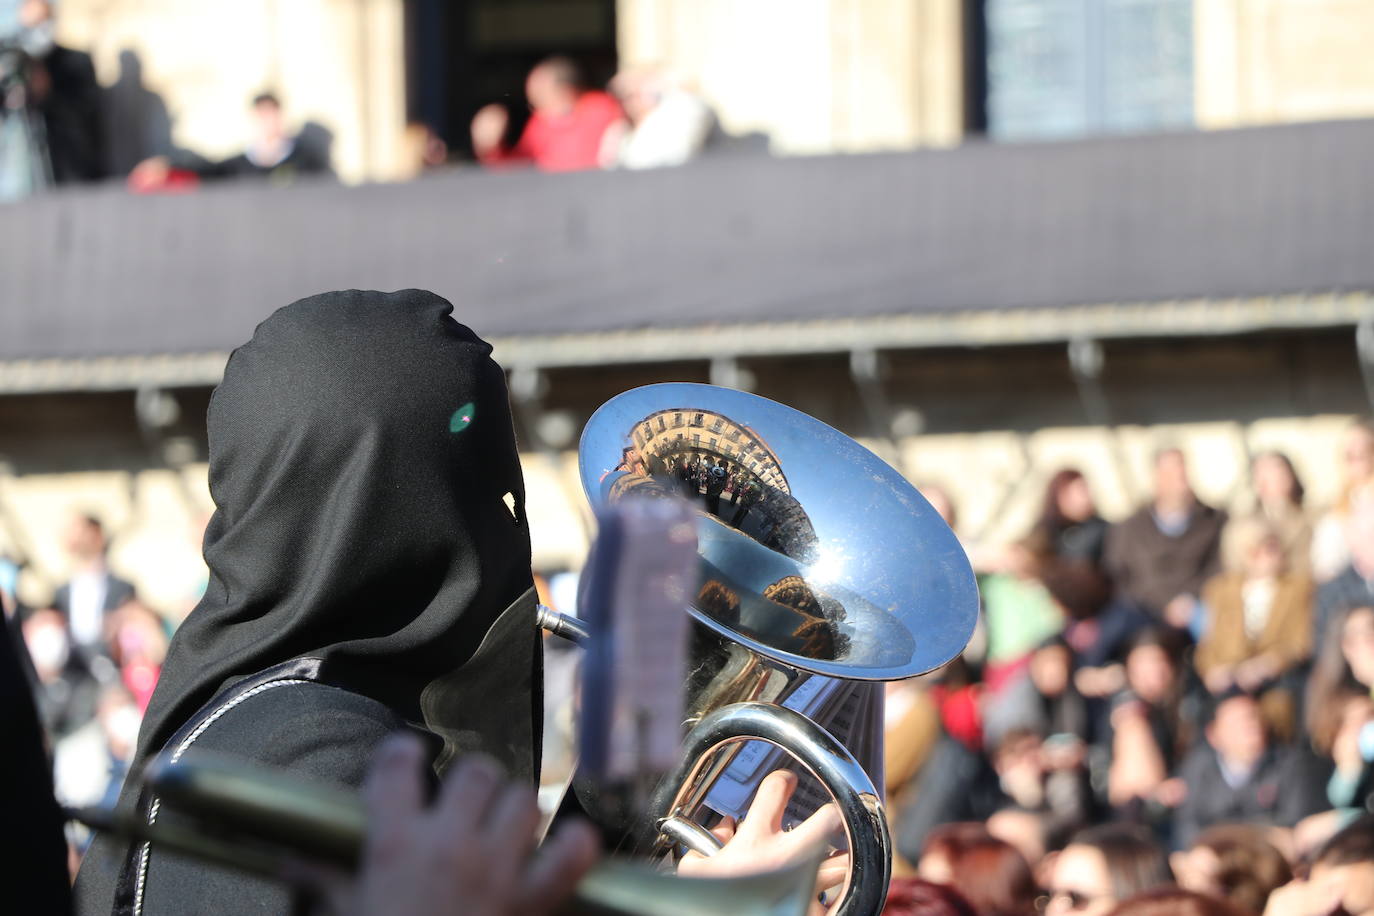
[{"xmin": 130, "ymin": 288, "xmax": 536, "ymax": 777}]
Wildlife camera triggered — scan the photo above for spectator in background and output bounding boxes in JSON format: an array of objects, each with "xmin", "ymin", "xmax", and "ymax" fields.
[
  {"xmin": 53, "ymin": 512, "xmax": 133, "ymax": 665},
  {"xmin": 397, "ymin": 120, "xmax": 448, "ymax": 180},
  {"xmin": 1105, "ymin": 628, "xmax": 1190, "ymax": 815},
  {"xmin": 1106, "ymin": 888, "xmax": 1248, "ymax": 916},
  {"xmin": 983, "ymin": 636, "xmax": 1089, "ymax": 754},
  {"xmin": 105, "ymin": 597, "xmax": 167, "ymax": 710},
  {"xmin": 1175, "ymin": 691, "xmax": 1325, "ymax": 847},
  {"xmin": 1240, "ymin": 450, "xmax": 1311, "ymax": 576},
  {"xmin": 1104, "ymin": 447, "xmax": 1226, "ymax": 626},
  {"xmin": 21, "ymin": 606, "xmax": 99, "ymax": 739},
  {"xmin": 8, "ymin": 0, "xmax": 104, "ymax": 185},
  {"xmin": 601, "ymin": 65, "xmax": 717, "ymax": 170},
  {"xmin": 1195, "ymin": 516, "xmax": 1312, "ymax": 738},
  {"xmin": 916, "ymin": 824, "xmax": 1038, "ymax": 916},
  {"xmin": 1043, "ymin": 824, "xmax": 1172, "ymax": 916},
  {"xmin": 1312, "ymin": 419, "xmax": 1374, "ymax": 583},
  {"xmin": 882, "ymin": 878, "xmax": 977, "ymax": 916},
  {"xmin": 1169, "ymin": 823, "xmax": 1292, "ymax": 915},
  {"xmin": 1264, "ymin": 815, "xmax": 1374, "ymax": 916},
  {"xmin": 1316, "ymin": 491, "xmax": 1374, "ymax": 646},
  {"xmin": 128, "ymin": 91, "xmax": 332, "ymax": 190},
  {"xmin": 1033, "ymin": 469, "xmax": 1109, "ymax": 570},
  {"xmin": 979, "ymin": 535, "xmax": 1063, "ymax": 692},
  {"xmin": 988, "ymin": 726, "xmax": 1094, "ymax": 854},
  {"xmin": 53, "ymin": 681, "xmax": 140, "ymax": 812},
  {"xmin": 471, "ymin": 56, "xmax": 622, "ymax": 173},
  {"xmin": 1307, "ymin": 606, "xmax": 1374, "ymax": 817}
]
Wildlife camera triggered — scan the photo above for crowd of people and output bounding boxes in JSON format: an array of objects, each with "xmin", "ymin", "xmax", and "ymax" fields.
[
  {"xmin": 7, "ymin": 355, "xmax": 1374, "ymax": 912},
  {"xmin": 2, "ymin": 514, "xmax": 166, "ymax": 832},
  {"xmin": 2, "ymin": 0, "xmax": 721, "ymax": 200},
  {"xmin": 877, "ymin": 419, "xmax": 1374, "ymax": 914}
]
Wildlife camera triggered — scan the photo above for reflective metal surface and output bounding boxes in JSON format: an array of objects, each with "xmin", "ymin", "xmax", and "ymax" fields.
[
  {"xmin": 578, "ymin": 383, "xmax": 978, "ymax": 680},
  {"xmin": 651, "ymin": 702, "xmax": 891, "ymax": 916}
]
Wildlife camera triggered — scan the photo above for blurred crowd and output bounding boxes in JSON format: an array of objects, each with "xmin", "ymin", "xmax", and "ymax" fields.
[
  {"xmin": 12, "ymin": 418, "xmax": 1374, "ymax": 914},
  {"xmin": 2, "ymin": 0, "xmax": 720, "ymax": 200},
  {"xmin": 874, "ymin": 418, "xmax": 1374, "ymax": 914}
]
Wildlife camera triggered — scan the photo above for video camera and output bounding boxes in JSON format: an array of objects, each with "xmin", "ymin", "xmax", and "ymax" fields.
[{"xmin": 0, "ymin": 40, "xmax": 32, "ymax": 103}]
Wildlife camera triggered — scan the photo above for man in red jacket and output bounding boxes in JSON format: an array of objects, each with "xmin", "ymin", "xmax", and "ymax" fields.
[{"xmin": 471, "ymin": 56, "xmax": 623, "ymax": 172}]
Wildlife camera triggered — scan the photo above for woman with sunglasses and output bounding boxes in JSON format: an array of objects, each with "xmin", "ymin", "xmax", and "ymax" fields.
[{"xmin": 1042, "ymin": 824, "xmax": 1172, "ymax": 915}]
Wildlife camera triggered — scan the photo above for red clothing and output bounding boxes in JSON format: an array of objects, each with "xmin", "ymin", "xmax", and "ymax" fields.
[{"xmin": 481, "ymin": 91, "xmax": 622, "ymax": 172}]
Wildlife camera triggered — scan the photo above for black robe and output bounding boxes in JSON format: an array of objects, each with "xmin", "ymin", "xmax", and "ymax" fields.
[{"xmin": 74, "ymin": 289, "xmax": 540, "ymax": 915}]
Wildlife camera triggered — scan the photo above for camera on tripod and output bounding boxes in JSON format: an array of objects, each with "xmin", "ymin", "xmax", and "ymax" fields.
[{"xmin": 0, "ymin": 40, "xmax": 32, "ymax": 104}]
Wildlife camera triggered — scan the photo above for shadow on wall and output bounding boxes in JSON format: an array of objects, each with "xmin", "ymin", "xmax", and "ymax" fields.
[{"xmin": 102, "ymin": 50, "xmax": 173, "ymax": 176}]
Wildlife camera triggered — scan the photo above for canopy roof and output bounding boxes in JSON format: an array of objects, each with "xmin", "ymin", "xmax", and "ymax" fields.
[{"xmin": 2, "ymin": 118, "xmax": 1372, "ymax": 391}]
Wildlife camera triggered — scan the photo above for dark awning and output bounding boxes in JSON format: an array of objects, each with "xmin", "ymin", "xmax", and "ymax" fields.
[{"xmin": 2, "ymin": 117, "xmax": 1372, "ymax": 390}]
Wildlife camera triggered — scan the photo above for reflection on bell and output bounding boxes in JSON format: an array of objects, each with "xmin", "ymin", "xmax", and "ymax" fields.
[{"xmin": 582, "ymin": 384, "xmax": 978, "ymax": 679}]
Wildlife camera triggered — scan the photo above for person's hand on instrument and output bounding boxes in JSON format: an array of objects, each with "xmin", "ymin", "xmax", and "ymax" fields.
[
  {"xmin": 347, "ymin": 734, "xmax": 599, "ymax": 916},
  {"xmin": 677, "ymin": 770, "xmax": 848, "ymax": 895}
]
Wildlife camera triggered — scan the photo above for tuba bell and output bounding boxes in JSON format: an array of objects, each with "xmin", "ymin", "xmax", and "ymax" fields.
[{"xmin": 574, "ymin": 384, "xmax": 979, "ymax": 916}]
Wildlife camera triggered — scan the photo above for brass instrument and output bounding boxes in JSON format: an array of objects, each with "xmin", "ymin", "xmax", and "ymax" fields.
[
  {"xmin": 571, "ymin": 384, "xmax": 979, "ymax": 916},
  {"xmin": 71, "ymin": 384, "xmax": 976, "ymax": 916},
  {"xmin": 69, "ymin": 749, "xmax": 826, "ymax": 916}
]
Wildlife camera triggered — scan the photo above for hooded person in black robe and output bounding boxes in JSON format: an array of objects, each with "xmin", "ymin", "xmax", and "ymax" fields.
[{"xmin": 74, "ymin": 289, "xmax": 541, "ymax": 915}]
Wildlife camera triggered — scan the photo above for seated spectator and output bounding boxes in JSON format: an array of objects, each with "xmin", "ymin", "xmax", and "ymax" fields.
[
  {"xmin": 1312, "ymin": 419, "xmax": 1374, "ymax": 583},
  {"xmin": 1316, "ymin": 489, "xmax": 1374, "ymax": 647},
  {"xmin": 397, "ymin": 120, "xmax": 449, "ymax": 180},
  {"xmin": 1264, "ymin": 814, "xmax": 1374, "ymax": 916},
  {"xmin": 470, "ymin": 56, "xmax": 623, "ymax": 173},
  {"xmin": 884, "ymin": 676, "xmax": 941, "ymax": 818},
  {"xmin": 1043, "ymin": 823, "xmax": 1172, "ymax": 916},
  {"xmin": 895, "ymin": 661, "xmax": 1005, "ymax": 862},
  {"xmin": 1169, "ymin": 824, "xmax": 1292, "ymax": 915},
  {"xmin": 979, "ymin": 536, "xmax": 1064, "ymax": 691},
  {"xmin": 53, "ymin": 682, "xmax": 140, "ymax": 813},
  {"xmin": 1175, "ymin": 691, "xmax": 1326, "ymax": 847},
  {"xmin": 105, "ymin": 598, "xmax": 168, "ymax": 710},
  {"xmin": 990, "ymin": 728, "xmax": 1094, "ymax": 851},
  {"xmin": 883, "ymin": 877, "xmax": 977, "ymax": 916},
  {"xmin": 1195, "ymin": 516, "xmax": 1313, "ymax": 738},
  {"xmin": 1105, "ymin": 628, "xmax": 1189, "ymax": 812},
  {"xmin": 601, "ymin": 66, "xmax": 717, "ymax": 170},
  {"xmin": 1106, "ymin": 888, "xmax": 1248, "ymax": 916},
  {"xmin": 982, "ymin": 637, "xmax": 1090, "ymax": 754},
  {"xmin": 1033, "ymin": 469, "xmax": 1109, "ymax": 569},
  {"xmin": 1307, "ymin": 606, "xmax": 1374, "ymax": 817},
  {"xmin": 129, "ymin": 91, "xmax": 332, "ymax": 189},
  {"xmin": 21, "ymin": 606, "xmax": 100, "ymax": 740},
  {"xmin": 1104, "ymin": 448, "xmax": 1226, "ymax": 625},
  {"xmin": 53, "ymin": 513, "xmax": 134, "ymax": 666},
  {"xmin": 916, "ymin": 824, "xmax": 1038, "ymax": 916},
  {"xmin": 1236, "ymin": 450, "xmax": 1311, "ymax": 576}
]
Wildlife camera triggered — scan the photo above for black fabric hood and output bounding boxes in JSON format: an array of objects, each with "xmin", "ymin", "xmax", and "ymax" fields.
[{"xmin": 130, "ymin": 288, "xmax": 536, "ymax": 778}]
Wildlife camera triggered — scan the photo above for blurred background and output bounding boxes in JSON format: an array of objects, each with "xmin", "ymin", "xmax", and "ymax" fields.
[{"xmin": 6, "ymin": 0, "xmax": 1374, "ymax": 899}]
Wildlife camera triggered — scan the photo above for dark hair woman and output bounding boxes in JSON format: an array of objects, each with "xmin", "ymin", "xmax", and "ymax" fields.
[
  {"xmin": 1170, "ymin": 823, "xmax": 1292, "ymax": 914},
  {"xmin": 1044, "ymin": 823, "xmax": 1172, "ymax": 916},
  {"xmin": 1034, "ymin": 469, "xmax": 1108, "ymax": 569},
  {"xmin": 74, "ymin": 290, "xmax": 543, "ymax": 915},
  {"xmin": 1105, "ymin": 888, "xmax": 1249, "ymax": 916}
]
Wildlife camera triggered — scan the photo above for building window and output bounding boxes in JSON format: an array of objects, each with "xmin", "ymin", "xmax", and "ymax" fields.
[{"xmin": 984, "ymin": 0, "xmax": 1193, "ymax": 140}]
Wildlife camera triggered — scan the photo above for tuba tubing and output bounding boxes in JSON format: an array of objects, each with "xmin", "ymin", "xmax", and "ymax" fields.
[{"xmin": 650, "ymin": 701, "xmax": 890, "ymax": 916}]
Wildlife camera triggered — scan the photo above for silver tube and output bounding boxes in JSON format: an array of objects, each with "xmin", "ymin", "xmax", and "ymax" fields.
[
  {"xmin": 649, "ymin": 702, "xmax": 890, "ymax": 916},
  {"xmin": 658, "ymin": 814, "xmax": 725, "ymax": 858},
  {"xmin": 537, "ymin": 604, "xmax": 590, "ymax": 643}
]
